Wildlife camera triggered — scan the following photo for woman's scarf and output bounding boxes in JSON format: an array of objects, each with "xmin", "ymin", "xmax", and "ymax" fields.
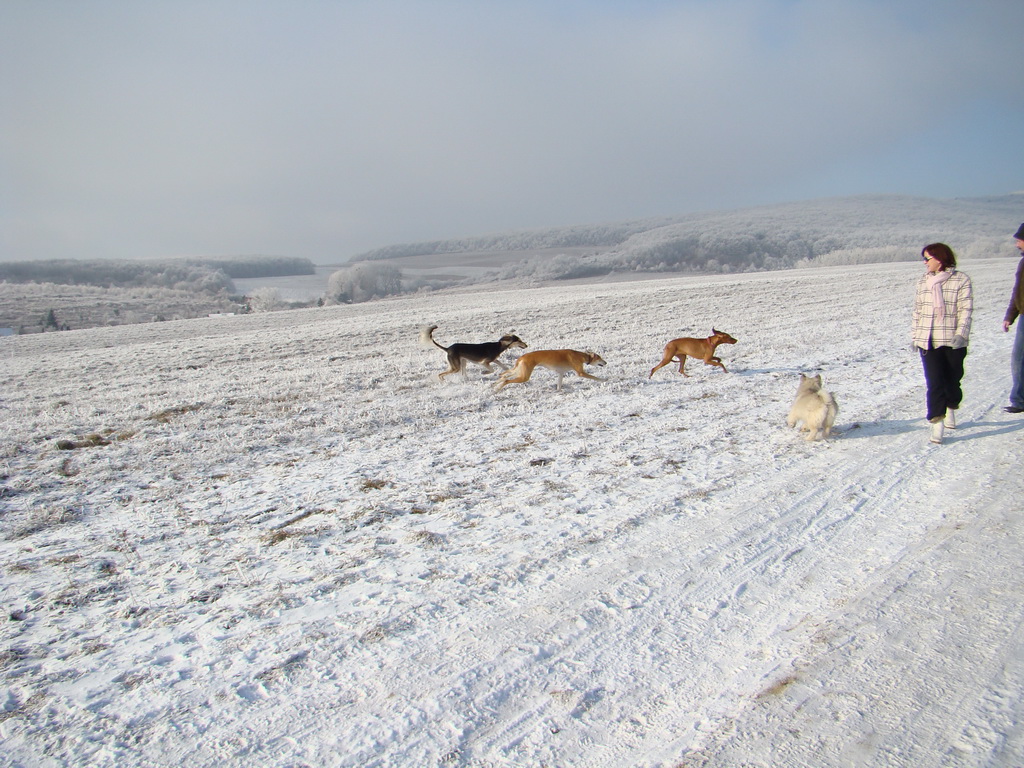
[{"xmin": 927, "ymin": 269, "xmax": 952, "ymax": 321}]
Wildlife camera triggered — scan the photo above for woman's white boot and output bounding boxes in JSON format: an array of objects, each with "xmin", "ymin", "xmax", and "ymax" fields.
[
  {"xmin": 943, "ymin": 409, "xmax": 956, "ymax": 429},
  {"xmin": 930, "ymin": 419, "xmax": 945, "ymax": 444}
]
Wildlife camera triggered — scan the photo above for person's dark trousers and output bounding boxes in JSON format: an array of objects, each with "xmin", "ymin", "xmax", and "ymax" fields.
[
  {"xmin": 920, "ymin": 345, "xmax": 967, "ymax": 421},
  {"xmin": 1011, "ymin": 319, "xmax": 1024, "ymax": 409}
]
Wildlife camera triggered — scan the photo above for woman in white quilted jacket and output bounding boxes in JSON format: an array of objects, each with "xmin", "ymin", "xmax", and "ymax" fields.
[{"xmin": 911, "ymin": 242, "xmax": 973, "ymax": 444}]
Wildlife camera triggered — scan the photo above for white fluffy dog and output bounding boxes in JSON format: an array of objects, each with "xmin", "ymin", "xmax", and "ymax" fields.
[{"xmin": 786, "ymin": 374, "xmax": 839, "ymax": 441}]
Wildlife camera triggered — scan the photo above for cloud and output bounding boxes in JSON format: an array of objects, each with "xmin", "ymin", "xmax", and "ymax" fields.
[{"xmin": 2, "ymin": 0, "xmax": 1023, "ymax": 262}]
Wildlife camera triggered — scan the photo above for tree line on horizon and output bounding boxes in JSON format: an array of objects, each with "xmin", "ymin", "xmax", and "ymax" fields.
[{"xmin": 0, "ymin": 255, "xmax": 316, "ymax": 294}]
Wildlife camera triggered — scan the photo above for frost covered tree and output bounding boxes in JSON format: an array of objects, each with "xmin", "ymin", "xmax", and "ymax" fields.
[
  {"xmin": 247, "ymin": 287, "xmax": 282, "ymax": 313},
  {"xmin": 326, "ymin": 263, "xmax": 403, "ymax": 303}
]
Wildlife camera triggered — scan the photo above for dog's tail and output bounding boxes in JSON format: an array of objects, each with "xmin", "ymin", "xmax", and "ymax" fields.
[
  {"xmin": 825, "ymin": 391, "xmax": 839, "ymax": 415},
  {"xmin": 419, "ymin": 324, "xmax": 446, "ymax": 350}
]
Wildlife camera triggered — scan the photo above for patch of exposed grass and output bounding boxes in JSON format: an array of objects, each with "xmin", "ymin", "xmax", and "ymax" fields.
[
  {"xmin": 756, "ymin": 673, "xmax": 799, "ymax": 699},
  {"xmin": 51, "ymin": 581, "xmax": 120, "ymax": 609},
  {"xmin": 409, "ymin": 530, "xmax": 446, "ymax": 548},
  {"xmin": 263, "ymin": 522, "xmax": 329, "ymax": 546},
  {"xmin": 427, "ymin": 490, "xmax": 460, "ymax": 503},
  {"xmin": 47, "ymin": 553, "xmax": 81, "ymax": 565},
  {"xmin": 56, "ymin": 457, "xmax": 78, "ymax": 477},
  {"xmin": 0, "ymin": 691, "xmax": 47, "ymax": 723},
  {"xmin": 10, "ymin": 506, "xmax": 80, "ymax": 539},
  {"xmin": 272, "ymin": 509, "xmax": 317, "ymax": 530},
  {"xmin": 256, "ymin": 650, "xmax": 309, "ymax": 683},
  {"xmin": 264, "ymin": 529, "xmax": 297, "ymax": 546},
  {"xmin": 55, "ymin": 426, "xmax": 135, "ymax": 451},
  {"xmin": 189, "ymin": 586, "xmax": 223, "ymax": 604},
  {"xmin": 115, "ymin": 670, "xmax": 151, "ymax": 690},
  {"xmin": 56, "ymin": 433, "xmax": 110, "ymax": 451},
  {"xmin": 146, "ymin": 403, "xmax": 203, "ymax": 423},
  {"xmin": 499, "ymin": 436, "xmax": 536, "ymax": 452}
]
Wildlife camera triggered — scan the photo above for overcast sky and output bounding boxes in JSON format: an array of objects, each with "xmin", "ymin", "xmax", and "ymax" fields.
[{"xmin": 3, "ymin": 0, "xmax": 1023, "ymax": 264}]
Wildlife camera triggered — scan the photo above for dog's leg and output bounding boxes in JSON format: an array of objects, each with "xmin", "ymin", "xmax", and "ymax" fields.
[
  {"xmin": 494, "ymin": 364, "xmax": 530, "ymax": 391},
  {"xmin": 677, "ymin": 355, "xmax": 689, "ymax": 376},
  {"xmin": 493, "ymin": 368, "xmax": 516, "ymax": 391},
  {"xmin": 556, "ymin": 371, "xmax": 564, "ymax": 391},
  {"xmin": 650, "ymin": 346, "xmax": 680, "ymax": 378},
  {"xmin": 438, "ymin": 353, "xmax": 463, "ymax": 381},
  {"xmin": 702, "ymin": 346, "xmax": 728, "ymax": 372}
]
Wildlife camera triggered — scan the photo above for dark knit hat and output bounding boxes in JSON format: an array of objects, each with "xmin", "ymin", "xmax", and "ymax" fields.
[{"xmin": 1014, "ymin": 223, "xmax": 1024, "ymax": 241}]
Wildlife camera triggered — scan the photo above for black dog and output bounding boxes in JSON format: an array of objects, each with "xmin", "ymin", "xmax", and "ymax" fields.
[{"xmin": 421, "ymin": 325, "xmax": 527, "ymax": 381}]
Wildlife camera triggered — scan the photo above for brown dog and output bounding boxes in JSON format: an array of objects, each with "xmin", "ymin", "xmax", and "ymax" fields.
[
  {"xmin": 494, "ymin": 349, "xmax": 606, "ymax": 392},
  {"xmin": 649, "ymin": 329, "xmax": 737, "ymax": 378}
]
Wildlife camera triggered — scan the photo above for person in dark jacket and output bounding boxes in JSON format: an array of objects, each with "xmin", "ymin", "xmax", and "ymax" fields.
[{"xmin": 1003, "ymin": 223, "xmax": 1024, "ymax": 413}]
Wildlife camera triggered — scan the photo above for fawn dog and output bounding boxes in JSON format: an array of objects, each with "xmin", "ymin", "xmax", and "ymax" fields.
[
  {"xmin": 786, "ymin": 373, "xmax": 839, "ymax": 441},
  {"xmin": 649, "ymin": 329, "xmax": 737, "ymax": 378},
  {"xmin": 421, "ymin": 325, "xmax": 527, "ymax": 381},
  {"xmin": 494, "ymin": 349, "xmax": 606, "ymax": 392}
]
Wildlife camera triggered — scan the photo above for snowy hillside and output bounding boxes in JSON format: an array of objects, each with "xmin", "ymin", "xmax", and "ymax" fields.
[
  {"xmin": 350, "ymin": 195, "xmax": 1024, "ymax": 284},
  {"xmin": 2, "ymin": 256, "xmax": 1023, "ymax": 767}
]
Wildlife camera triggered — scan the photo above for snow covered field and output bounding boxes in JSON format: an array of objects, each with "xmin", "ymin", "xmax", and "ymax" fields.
[{"xmin": 2, "ymin": 257, "xmax": 1023, "ymax": 767}]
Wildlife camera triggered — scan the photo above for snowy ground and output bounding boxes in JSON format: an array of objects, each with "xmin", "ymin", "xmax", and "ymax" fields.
[{"xmin": 1, "ymin": 258, "xmax": 1022, "ymax": 768}]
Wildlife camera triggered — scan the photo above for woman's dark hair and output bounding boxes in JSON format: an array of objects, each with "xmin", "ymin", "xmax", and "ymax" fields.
[{"xmin": 922, "ymin": 242, "xmax": 957, "ymax": 270}]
